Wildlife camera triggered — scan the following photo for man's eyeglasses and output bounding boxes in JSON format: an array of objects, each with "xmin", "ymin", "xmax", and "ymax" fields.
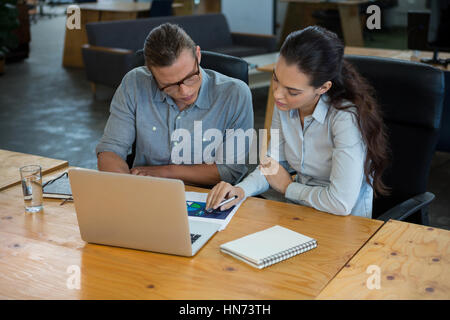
[{"xmin": 158, "ymin": 59, "xmax": 200, "ymax": 94}]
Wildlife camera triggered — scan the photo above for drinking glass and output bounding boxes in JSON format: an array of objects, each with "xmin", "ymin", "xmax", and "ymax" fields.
[{"xmin": 19, "ymin": 165, "xmax": 43, "ymax": 213}]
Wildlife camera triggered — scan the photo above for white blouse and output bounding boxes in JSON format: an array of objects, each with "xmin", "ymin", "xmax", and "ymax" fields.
[{"xmin": 236, "ymin": 94, "xmax": 373, "ymax": 218}]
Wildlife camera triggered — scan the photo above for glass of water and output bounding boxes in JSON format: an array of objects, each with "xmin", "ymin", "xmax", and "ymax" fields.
[{"xmin": 19, "ymin": 165, "xmax": 43, "ymax": 213}]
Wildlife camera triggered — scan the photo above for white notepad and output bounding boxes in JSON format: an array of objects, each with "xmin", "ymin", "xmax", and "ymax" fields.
[{"xmin": 220, "ymin": 225, "xmax": 317, "ymax": 269}]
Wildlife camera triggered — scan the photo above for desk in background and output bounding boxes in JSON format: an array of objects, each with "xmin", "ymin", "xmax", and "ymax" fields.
[
  {"xmin": 0, "ymin": 149, "xmax": 68, "ymax": 191},
  {"xmin": 62, "ymin": 0, "xmax": 222, "ymax": 68},
  {"xmin": 280, "ymin": 0, "xmax": 368, "ymax": 47},
  {"xmin": 0, "ymin": 157, "xmax": 382, "ymax": 299},
  {"xmin": 62, "ymin": 1, "xmax": 152, "ymax": 68},
  {"xmin": 172, "ymin": 0, "xmax": 221, "ymax": 16}
]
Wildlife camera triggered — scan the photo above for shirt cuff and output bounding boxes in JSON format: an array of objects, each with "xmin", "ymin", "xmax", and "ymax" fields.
[
  {"xmin": 95, "ymin": 143, "xmax": 128, "ymax": 161},
  {"xmin": 235, "ymin": 168, "xmax": 269, "ymax": 198},
  {"xmin": 235, "ymin": 179, "xmax": 253, "ymax": 199},
  {"xmin": 216, "ymin": 164, "xmax": 248, "ymax": 185}
]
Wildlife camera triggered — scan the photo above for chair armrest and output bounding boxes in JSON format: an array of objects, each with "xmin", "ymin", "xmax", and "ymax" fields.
[
  {"xmin": 376, "ymin": 192, "xmax": 435, "ymax": 222},
  {"xmin": 231, "ymin": 32, "xmax": 277, "ymax": 52},
  {"xmin": 82, "ymin": 44, "xmax": 134, "ymax": 55}
]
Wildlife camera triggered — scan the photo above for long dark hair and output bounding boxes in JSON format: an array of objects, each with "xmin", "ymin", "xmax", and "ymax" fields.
[{"xmin": 280, "ymin": 26, "xmax": 389, "ymax": 196}]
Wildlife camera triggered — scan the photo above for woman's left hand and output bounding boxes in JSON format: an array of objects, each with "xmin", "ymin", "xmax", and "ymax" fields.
[{"xmin": 259, "ymin": 156, "xmax": 293, "ymax": 194}]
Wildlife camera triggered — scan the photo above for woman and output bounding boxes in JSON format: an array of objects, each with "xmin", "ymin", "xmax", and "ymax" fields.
[{"xmin": 206, "ymin": 26, "xmax": 389, "ymax": 218}]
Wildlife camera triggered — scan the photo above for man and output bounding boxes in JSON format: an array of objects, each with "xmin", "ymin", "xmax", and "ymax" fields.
[{"xmin": 96, "ymin": 23, "xmax": 253, "ymax": 186}]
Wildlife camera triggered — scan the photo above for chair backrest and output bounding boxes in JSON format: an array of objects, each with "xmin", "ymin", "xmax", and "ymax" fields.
[
  {"xmin": 149, "ymin": 0, "xmax": 173, "ymax": 17},
  {"xmin": 345, "ymin": 55, "xmax": 445, "ymax": 219},
  {"xmin": 200, "ymin": 50, "xmax": 249, "ymax": 84},
  {"xmin": 86, "ymin": 13, "xmax": 232, "ymax": 52}
]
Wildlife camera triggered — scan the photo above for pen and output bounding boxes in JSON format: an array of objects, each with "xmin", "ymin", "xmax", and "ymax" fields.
[
  {"xmin": 206, "ymin": 195, "xmax": 238, "ymax": 213},
  {"xmin": 60, "ymin": 197, "xmax": 73, "ymax": 206}
]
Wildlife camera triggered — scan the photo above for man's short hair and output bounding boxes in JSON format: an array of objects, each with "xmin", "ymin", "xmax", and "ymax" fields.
[{"xmin": 144, "ymin": 23, "xmax": 196, "ymax": 67}]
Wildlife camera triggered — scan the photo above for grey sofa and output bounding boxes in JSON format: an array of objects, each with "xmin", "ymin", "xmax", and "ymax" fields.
[{"xmin": 82, "ymin": 13, "xmax": 276, "ymax": 90}]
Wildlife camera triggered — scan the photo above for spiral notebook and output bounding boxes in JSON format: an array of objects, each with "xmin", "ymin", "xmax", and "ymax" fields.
[{"xmin": 220, "ymin": 225, "xmax": 317, "ymax": 269}]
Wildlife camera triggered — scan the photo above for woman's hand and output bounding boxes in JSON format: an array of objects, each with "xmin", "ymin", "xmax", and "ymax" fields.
[
  {"xmin": 206, "ymin": 181, "xmax": 245, "ymax": 211},
  {"xmin": 260, "ymin": 156, "xmax": 293, "ymax": 194}
]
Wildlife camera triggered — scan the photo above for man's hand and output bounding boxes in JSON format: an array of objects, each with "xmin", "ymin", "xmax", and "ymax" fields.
[
  {"xmin": 130, "ymin": 165, "xmax": 169, "ymax": 177},
  {"xmin": 260, "ymin": 156, "xmax": 293, "ymax": 194}
]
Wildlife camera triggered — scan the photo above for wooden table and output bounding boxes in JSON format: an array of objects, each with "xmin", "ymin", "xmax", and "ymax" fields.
[
  {"xmin": 280, "ymin": 0, "xmax": 368, "ymax": 47},
  {"xmin": 259, "ymin": 47, "xmax": 450, "ymax": 137},
  {"xmin": 0, "ymin": 149, "xmax": 68, "ymax": 191},
  {"xmin": 0, "ymin": 164, "xmax": 383, "ymax": 299},
  {"xmin": 316, "ymin": 220, "xmax": 450, "ymax": 299},
  {"xmin": 62, "ymin": 1, "xmax": 152, "ymax": 68}
]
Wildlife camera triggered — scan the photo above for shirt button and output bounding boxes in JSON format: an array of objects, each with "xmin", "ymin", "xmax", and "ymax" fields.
[
  {"xmin": 152, "ymin": 126, "xmax": 156, "ymax": 131},
  {"xmin": 177, "ymin": 116, "xmax": 181, "ymax": 120},
  {"xmin": 174, "ymin": 142, "xmax": 178, "ymax": 146}
]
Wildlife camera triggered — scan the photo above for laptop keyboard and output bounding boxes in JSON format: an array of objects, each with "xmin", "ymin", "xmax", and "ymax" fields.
[{"xmin": 190, "ymin": 233, "xmax": 201, "ymax": 244}]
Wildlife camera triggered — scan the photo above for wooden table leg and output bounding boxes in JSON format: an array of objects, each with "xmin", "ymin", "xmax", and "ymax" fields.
[
  {"xmin": 63, "ymin": 9, "xmax": 99, "ymax": 68},
  {"xmin": 90, "ymin": 82, "xmax": 96, "ymax": 98},
  {"xmin": 338, "ymin": 4, "xmax": 365, "ymax": 47},
  {"xmin": 173, "ymin": 0, "xmax": 193, "ymax": 16},
  {"xmin": 280, "ymin": 2, "xmax": 308, "ymax": 47},
  {"xmin": 62, "ymin": 10, "xmax": 137, "ymax": 68}
]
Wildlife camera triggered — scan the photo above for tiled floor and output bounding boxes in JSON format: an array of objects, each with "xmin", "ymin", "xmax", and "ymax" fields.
[{"xmin": 0, "ymin": 15, "xmax": 448, "ymax": 230}]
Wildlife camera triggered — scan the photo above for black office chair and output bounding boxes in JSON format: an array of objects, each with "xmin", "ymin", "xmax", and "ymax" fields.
[
  {"xmin": 345, "ymin": 55, "xmax": 445, "ymax": 225},
  {"xmin": 125, "ymin": 50, "xmax": 250, "ymax": 168},
  {"xmin": 148, "ymin": 0, "xmax": 173, "ymax": 17},
  {"xmin": 199, "ymin": 50, "xmax": 249, "ymax": 85}
]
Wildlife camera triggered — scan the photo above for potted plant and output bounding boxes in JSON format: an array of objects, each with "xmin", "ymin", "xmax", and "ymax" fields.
[{"xmin": 0, "ymin": 0, "xmax": 20, "ymax": 74}]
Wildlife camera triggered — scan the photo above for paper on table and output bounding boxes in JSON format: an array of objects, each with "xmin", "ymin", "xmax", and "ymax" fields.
[
  {"xmin": 185, "ymin": 191, "xmax": 244, "ymax": 231},
  {"xmin": 42, "ymin": 171, "xmax": 72, "ymax": 199}
]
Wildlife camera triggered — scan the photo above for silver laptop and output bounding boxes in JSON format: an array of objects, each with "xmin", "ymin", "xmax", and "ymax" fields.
[{"xmin": 68, "ymin": 168, "xmax": 220, "ymax": 256}]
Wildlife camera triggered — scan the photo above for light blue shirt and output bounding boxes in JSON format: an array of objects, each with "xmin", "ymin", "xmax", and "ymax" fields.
[
  {"xmin": 236, "ymin": 94, "xmax": 373, "ymax": 218},
  {"xmin": 96, "ymin": 66, "xmax": 254, "ymax": 184}
]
